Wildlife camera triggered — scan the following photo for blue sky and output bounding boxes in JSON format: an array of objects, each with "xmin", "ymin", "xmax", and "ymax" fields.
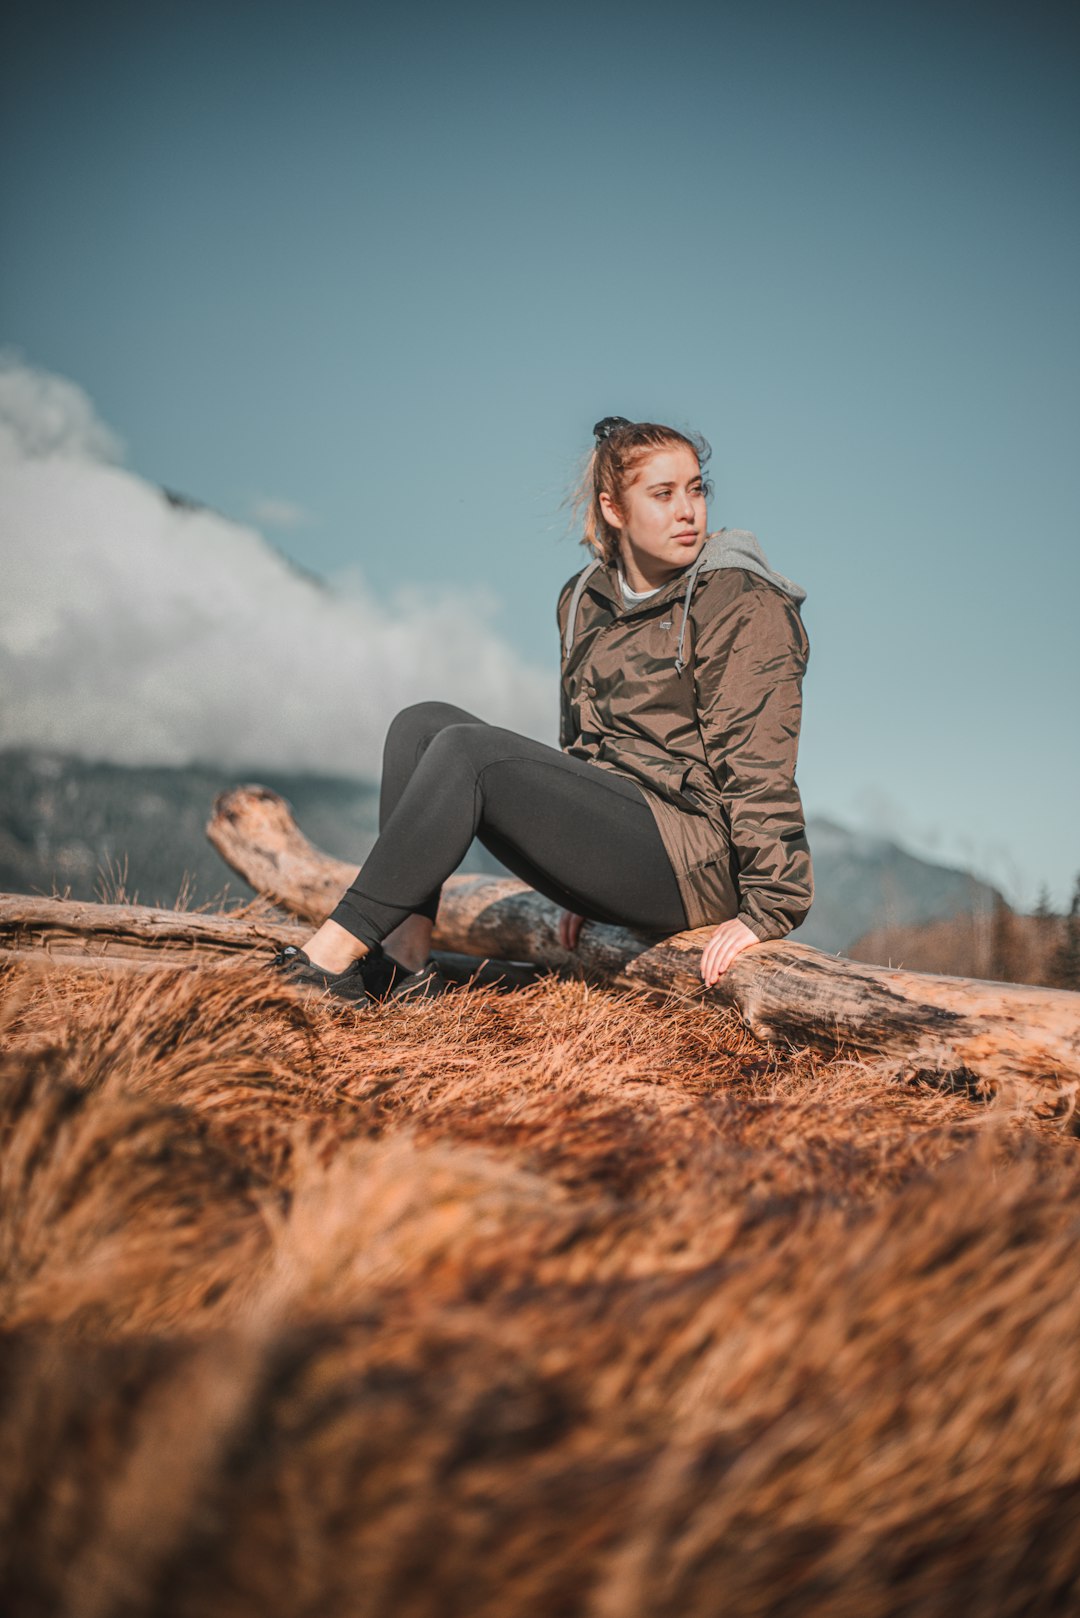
[{"xmin": 3, "ymin": 0, "xmax": 1078, "ymax": 906}]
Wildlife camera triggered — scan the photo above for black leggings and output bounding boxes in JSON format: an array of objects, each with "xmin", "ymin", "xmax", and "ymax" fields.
[{"xmin": 329, "ymin": 701, "xmax": 689, "ymax": 948}]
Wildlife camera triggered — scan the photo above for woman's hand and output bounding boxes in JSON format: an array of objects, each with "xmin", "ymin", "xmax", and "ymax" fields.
[
  {"xmin": 558, "ymin": 909, "xmax": 585, "ymax": 951},
  {"xmin": 700, "ymin": 917, "xmax": 761, "ymax": 987}
]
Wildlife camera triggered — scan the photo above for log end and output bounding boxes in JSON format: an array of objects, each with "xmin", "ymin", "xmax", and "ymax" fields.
[{"xmin": 210, "ymin": 784, "xmax": 297, "ymax": 829}]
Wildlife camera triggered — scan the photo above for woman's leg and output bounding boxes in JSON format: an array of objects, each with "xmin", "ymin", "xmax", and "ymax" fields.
[
  {"xmin": 372, "ymin": 702, "xmax": 487, "ymax": 969},
  {"xmin": 304, "ymin": 701, "xmax": 494, "ymax": 972},
  {"xmin": 318, "ymin": 720, "xmax": 687, "ymax": 965}
]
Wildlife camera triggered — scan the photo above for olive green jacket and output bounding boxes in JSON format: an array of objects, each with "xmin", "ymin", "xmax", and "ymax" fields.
[{"xmin": 557, "ymin": 529, "xmax": 813, "ymax": 940}]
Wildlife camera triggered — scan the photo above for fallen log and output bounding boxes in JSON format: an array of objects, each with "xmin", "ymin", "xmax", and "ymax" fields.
[
  {"xmin": 0, "ymin": 895, "xmax": 541, "ymax": 991},
  {"xmin": 0, "ymin": 894, "xmax": 307, "ymax": 969},
  {"xmin": 205, "ymin": 786, "xmax": 1080, "ymax": 1094}
]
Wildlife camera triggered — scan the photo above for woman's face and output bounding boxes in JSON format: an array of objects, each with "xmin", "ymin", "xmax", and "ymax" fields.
[{"xmin": 599, "ymin": 445, "xmax": 708, "ymax": 590}]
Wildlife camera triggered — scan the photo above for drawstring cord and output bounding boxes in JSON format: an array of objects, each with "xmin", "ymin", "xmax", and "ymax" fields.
[{"xmin": 673, "ymin": 551, "xmax": 709, "ymax": 676}]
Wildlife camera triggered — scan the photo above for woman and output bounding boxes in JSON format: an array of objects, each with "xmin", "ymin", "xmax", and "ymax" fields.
[{"xmin": 271, "ymin": 417, "xmax": 812, "ymax": 1002}]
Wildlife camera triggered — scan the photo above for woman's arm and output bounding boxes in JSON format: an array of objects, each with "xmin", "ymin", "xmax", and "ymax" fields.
[{"xmin": 692, "ymin": 574, "xmax": 814, "ymax": 945}]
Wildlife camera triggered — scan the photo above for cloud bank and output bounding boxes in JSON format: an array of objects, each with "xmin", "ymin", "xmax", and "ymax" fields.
[{"xmin": 0, "ymin": 356, "xmax": 554, "ymax": 776}]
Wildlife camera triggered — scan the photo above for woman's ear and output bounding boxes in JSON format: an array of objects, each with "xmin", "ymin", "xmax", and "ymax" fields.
[{"xmin": 598, "ymin": 489, "xmax": 623, "ymax": 531}]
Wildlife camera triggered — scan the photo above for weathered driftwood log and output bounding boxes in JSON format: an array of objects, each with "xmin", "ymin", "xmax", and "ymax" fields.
[
  {"xmin": 0, "ymin": 894, "xmax": 308, "ymax": 970},
  {"xmin": 0, "ymin": 895, "xmax": 540, "ymax": 989},
  {"xmin": 205, "ymin": 786, "xmax": 1080, "ymax": 1093}
]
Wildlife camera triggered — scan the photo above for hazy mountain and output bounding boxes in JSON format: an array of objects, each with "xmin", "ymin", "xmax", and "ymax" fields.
[
  {"xmin": 1, "ymin": 749, "xmax": 1000, "ymax": 954},
  {"xmin": 791, "ymin": 815, "xmax": 999, "ymax": 953},
  {"xmin": 0, "ymin": 748, "xmax": 506, "ymax": 912}
]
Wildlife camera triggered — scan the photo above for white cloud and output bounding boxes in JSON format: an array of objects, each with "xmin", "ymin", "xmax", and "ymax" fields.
[
  {"xmin": 0, "ymin": 350, "xmax": 125, "ymax": 466},
  {"xmin": 250, "ymin": 495, "xmax": 312, "ymax": 529},
  {"xmin": 0, "ymin": 358, "xmax": 554, "ymax": 775}
]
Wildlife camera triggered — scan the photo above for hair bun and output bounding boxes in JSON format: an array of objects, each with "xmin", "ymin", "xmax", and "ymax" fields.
[{"xmin": 592, "ymin": 416, "xmax": 632, "ymax": 445}]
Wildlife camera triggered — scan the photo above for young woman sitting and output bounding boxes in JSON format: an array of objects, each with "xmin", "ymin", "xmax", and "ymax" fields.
[{"xmin": 270, "ymin": 416, "xmax": 813, "ymax": 1001}]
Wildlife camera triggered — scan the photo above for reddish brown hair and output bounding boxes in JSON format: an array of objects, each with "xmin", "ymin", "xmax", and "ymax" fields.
[{"xmin": 575, "ymin": 420, "xmax": 713, "ymax": 565}]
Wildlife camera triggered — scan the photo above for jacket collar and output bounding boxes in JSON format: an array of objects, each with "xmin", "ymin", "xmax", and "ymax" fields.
[
  {"xmin": 562, "ymin": 555, "xmax": 693, "ymax": 664},
  {"xmin": 562, "ymin": 528, "xmax": 806, "ymax": 670},
  {"xmin": 583, "ymin": 559, "xmax": 691, "ymax": 614}
]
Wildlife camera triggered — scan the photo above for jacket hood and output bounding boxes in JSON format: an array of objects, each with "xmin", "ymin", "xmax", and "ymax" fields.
[
  {"xmin": 562, "ymin": 528, "xmax": 806, "ymax": 675},
  {"xmin": 691, "ymin": 529, "xmax": 806, "ymax": 605}
]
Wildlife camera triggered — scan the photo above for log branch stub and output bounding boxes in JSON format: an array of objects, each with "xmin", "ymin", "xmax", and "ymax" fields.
[{"xmin": 207, "ymin": 785, "xmax": 358, "ymax": 923}]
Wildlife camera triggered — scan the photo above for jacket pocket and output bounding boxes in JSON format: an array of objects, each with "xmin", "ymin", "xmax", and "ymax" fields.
[
  {"xmin": 597, "ymin": 741, "xmax": 705, "ymax": 814},
  {"xmin": 684, "ymin": 852, "xmax": 741, "ymax": 928}
]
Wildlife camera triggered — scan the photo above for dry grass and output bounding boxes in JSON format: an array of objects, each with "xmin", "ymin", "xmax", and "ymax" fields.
[{"xmin": 1, "ymin": 954, "xmax": 1079, "ymax": 1616}]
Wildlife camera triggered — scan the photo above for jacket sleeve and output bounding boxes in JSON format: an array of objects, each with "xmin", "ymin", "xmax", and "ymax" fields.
[{"xmin": 692, "ymin": 575, "xmax": 813, "ymax": 941}]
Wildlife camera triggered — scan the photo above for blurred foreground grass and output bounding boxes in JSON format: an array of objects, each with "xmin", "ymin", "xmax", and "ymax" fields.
[{"xmin": 2, "ymin": 956, "xmax": 1079, "ymax": 1617}]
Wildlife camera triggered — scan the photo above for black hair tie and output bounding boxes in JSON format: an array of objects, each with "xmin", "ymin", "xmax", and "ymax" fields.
[{"xmin": 592, "ymin": 416, "xmax": 632, "ymax": 445}]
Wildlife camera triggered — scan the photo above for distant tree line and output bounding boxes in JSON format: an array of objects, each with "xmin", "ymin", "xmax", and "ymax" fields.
[
  {"xmin": 983, "ymin": 875, "xmax": 1080, "ymax": 990},
  {"xmin": 1047, "ymin": 873, "xmax": 1080, "ymax": 992}
]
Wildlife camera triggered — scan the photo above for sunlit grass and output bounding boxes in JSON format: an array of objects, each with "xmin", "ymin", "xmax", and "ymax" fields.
[{"xmin": 1, "ymin": 955, "xmax": 1078, "ymax": 1615}]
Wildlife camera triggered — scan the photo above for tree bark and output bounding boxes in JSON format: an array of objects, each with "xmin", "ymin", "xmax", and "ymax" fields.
[
  {"xmin": 202, "ymin": 786, "xmax": 1080, "ymax": 1094},
  {"xmin": 0, "ymin": 893, "xmax": 307, "ymax": 970}
]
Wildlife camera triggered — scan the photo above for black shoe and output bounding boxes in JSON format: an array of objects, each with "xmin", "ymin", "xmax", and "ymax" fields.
[
  {"xmin": 268, "ymin": 942, "xmax": 402, "ymax": 1003},
  {"xmin": 388, "ymin": 958, "xmax": 452, "ymax": 1001},
  {"xmin": 268, "ymin": 944, "xmax": 451, "ymax": 1005}
]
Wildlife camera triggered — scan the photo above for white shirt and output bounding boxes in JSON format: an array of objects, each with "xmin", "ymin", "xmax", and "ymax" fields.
[{"xmin": 617, "ymin": 569, "xmax": 663, "ymax": 609}]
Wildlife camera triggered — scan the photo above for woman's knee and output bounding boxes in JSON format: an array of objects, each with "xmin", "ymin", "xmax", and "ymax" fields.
[
  {"xmin": 384, "ymin": 701, "xmax": 474, "ymax": 761},
  {"xmin": 420, "ymin": 721, "xmax": 493, "ymax": 776}
]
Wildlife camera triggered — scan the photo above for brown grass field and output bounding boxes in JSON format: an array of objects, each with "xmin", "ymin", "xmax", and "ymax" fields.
[{"xmin": 2, "ymin": 950, "xmax": 1080, "ymax": 1617}]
